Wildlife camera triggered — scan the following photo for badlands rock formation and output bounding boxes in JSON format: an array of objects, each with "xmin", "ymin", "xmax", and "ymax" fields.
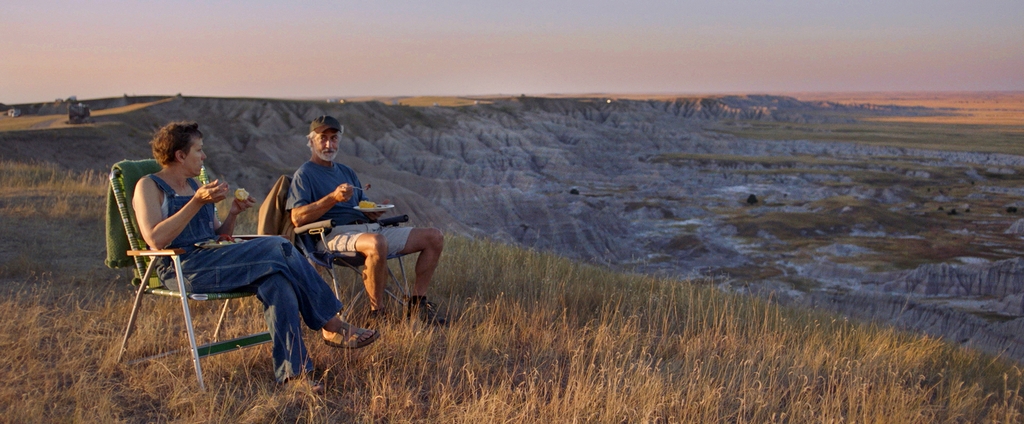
[
  {"xmin": 3, "ymin": 94, "xmax": 1023, "ymax": 362},
  {"xmin": 885, "ymin": 258, "xmax": 1024, "ymax": 315}
]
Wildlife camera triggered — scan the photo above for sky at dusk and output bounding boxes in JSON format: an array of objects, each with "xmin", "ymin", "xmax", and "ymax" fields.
[{"xmin": 2, "ymin": 0, "xmax": 1022, "ymax": 104}]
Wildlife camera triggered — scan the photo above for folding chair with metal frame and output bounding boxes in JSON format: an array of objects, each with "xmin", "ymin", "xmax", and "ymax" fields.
[
  {"xmin": 293, "ymin": 215, "xmax": 412, "ymax": 321},
  {"xmin": 106, "ymin": 159, "xmax": 271, "ymax": 390}
]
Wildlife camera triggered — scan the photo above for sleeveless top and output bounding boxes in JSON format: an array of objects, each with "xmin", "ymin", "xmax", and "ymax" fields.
[{"xmin": 147, "ymin": 174, "xmax": 217, "ymax": 249}]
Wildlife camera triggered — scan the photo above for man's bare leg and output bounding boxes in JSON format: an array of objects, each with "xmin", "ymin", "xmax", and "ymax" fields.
[
  {"xmin": 398, "ymin": 227, "xmax": 444, "ymax": 296},
  {"xmin": 355, "ymin": 232, "xmax": 388, "ymax": 310}
]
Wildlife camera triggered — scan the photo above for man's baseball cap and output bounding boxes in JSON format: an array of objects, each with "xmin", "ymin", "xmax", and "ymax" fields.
[{"xmin": 310, "ymin": 115, "xmax": 343, "ymax": 134}]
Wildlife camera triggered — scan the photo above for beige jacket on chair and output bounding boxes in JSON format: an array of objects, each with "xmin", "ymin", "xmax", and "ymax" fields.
[{"xmin": 257, "ymin": 174, "xmax": 295, "ymax": 243}]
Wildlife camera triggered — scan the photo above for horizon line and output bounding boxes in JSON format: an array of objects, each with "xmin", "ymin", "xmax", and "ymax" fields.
[{"xmin": 5, "ymin": 90, "xmax": 1024, "ymax": 107}]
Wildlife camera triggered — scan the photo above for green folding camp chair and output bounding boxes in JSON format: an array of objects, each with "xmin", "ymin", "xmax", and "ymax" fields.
[{"xmin": 105, "ymin": 159, "xmax": 270, "ymax": 390}]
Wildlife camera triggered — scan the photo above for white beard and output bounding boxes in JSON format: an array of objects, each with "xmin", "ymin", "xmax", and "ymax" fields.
[
  {"xmin": 315, "ymin": 149, "xmax": 338, "ymax": 162},
  {"xmin": 310, "ymin": 143, "xmax": 338, "ymax": 162}
]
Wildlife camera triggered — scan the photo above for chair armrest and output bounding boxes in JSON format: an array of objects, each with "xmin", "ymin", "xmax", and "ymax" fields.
[
  {"xmin": 127, "ymin": 249, "xmax": 185, "ymax": 257},
  {"xmin": 378, "ymin": 215, "xmax": 409, "ymax": 227},
  {"xmin": 378, "ymin": 217, "xmax": 409, "ymax": 227},
  {"xmin": 294, "ymin": 219, "xmax": 333, "ymax": 234}
]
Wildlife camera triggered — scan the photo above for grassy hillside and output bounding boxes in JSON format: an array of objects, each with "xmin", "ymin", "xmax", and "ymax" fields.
[{"xmin": 1, "ymin": 160, "xmax": 1022, "ymax": 422}]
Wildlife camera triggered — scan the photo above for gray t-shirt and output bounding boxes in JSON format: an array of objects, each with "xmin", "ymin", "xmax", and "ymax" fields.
[{"xmin": 286, "ymin": 161, "xmax": 369, "ymax": 225}]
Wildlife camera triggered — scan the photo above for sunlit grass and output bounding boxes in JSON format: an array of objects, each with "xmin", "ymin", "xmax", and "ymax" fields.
[
  {"xmin": 0, "ymin": 113, "xmax": 68, "ymax": 132},
  {"xmin": 796, "ymin": 92, "xmax": 1024, "ymax": 126},
  {"xmin": 397, "ymin": 96, "xmax": 489, "ymax": 107},
  {"xmin": 0, "ymin": 160, "xmax": 105, "ymax": 220},
  {"xmin": 0, "ymin": 98, "xmax": 172, "ymax": 132},
  {"xmin": 0, "ymin": 160, "xmax": 1022, "ymax": 422},
  {"xmin": 89, "ymin": 98, "xmax": 174, "ymax": 117}
]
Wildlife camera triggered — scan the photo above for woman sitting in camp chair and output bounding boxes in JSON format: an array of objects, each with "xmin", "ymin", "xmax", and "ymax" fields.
[{"xmin": 133, "ymin": 121, "xmax": 378, "ymax": 388}]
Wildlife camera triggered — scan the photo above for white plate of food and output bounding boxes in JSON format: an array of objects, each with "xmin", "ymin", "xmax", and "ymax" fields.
[{"xmin": 354, "ymin": 203, "xmax": 395, "ymax": 213}]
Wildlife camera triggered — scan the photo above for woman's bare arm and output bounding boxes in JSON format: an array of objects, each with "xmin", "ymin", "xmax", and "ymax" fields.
[{"xmin": 133, "ymin": 178, "xmax": 226, "ymax": 249}]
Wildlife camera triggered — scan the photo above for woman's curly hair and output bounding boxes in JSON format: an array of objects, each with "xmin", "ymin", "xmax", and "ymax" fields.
[{"xmin": 151, "ymin": 121, "xmax": 203, "ymax": 166}]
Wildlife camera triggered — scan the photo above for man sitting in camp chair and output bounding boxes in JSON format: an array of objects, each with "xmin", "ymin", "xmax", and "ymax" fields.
[{"xmin": 288, "ymin": 115, "xmax": 447, "ymax": 325}]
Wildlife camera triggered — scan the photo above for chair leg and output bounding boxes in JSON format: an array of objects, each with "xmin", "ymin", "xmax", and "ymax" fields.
[
  {"xmin": 332, "ymin": 256, "xmax": 412, "ymax": 318},
  {"xmin": 379, "ymin": 256, "xmax": 411, "ymax": 307},
  {"xmin": 335, "ymin": 261, "xmax": 363, "ymax": 317},
  {"xmin": 340, "ymin": 291, "xmax": 363, "ymax": 322},
  {"xmin": 117, "ymin": 262, "xmax": 157, "ymax": 363},
  {"xmin": 396, "ymin": 256, "xmax": 409, "ymax": 292},
  {"xmin": 172, "ymin": 255, "xmax": 206, "ymax": 391},
  {"xmin": 329, "ymin": 266, "xmax": 340, "ymax": 296},
  {"xmin": 213, "ymin": 299, "xmax": 231, "ymax": 341}
]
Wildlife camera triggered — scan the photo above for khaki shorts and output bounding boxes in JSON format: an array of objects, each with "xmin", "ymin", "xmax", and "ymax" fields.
[{"xmin": 318, "ymin": 223, "xmax": 413, "ymax": 257}]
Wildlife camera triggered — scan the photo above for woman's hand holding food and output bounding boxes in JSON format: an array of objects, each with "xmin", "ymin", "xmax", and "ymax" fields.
[{"xmin": 229, "ymin": 187, "xmax": 255, "ymax": 216}]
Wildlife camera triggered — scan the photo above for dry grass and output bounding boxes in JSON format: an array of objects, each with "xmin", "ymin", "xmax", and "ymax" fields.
[
  {"xmin": 794, "ymin": 92, "xmax": 1024, "ymax": 126},
  {"xmin": 1, "ymin": 161, "xmax": 1023, "ymax": 422},
  {"xmin": 708, "ymin": 93, "xmax": 1024, "ymax": 156},
  {"xmin": 0, "ymin": 98, "xmax": 172, "ymax": 132},
  {"xmin": 397, "ymin": 97, "xmax": 489, "ymax": 108},
  {"xmin": 89, "ymin": 98, "xmax": 176, "ymax": 117},
  {"xmin": 0, "ymin": 161, "xmax": 109, "ymax": 279},
  {"xmin": 0, "ymin": 113, "xmax": 69, "ymax": 132}
]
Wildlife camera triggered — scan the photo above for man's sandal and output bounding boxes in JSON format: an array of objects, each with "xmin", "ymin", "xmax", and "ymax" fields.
[{"xmin": 324, "ymin": 326, "xmax": 380, "ymax": 349}]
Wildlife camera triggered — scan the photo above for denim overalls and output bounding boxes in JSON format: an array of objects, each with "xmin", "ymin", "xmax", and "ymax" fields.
[{"xmin": 147, "ymin": 174, "xmax": 343, "ymax": 382}]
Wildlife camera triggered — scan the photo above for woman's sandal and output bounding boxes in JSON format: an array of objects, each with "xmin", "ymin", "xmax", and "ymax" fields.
[{"xmin": 324, "ymin": 325, "xmax": 380, "ymax": 349}]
